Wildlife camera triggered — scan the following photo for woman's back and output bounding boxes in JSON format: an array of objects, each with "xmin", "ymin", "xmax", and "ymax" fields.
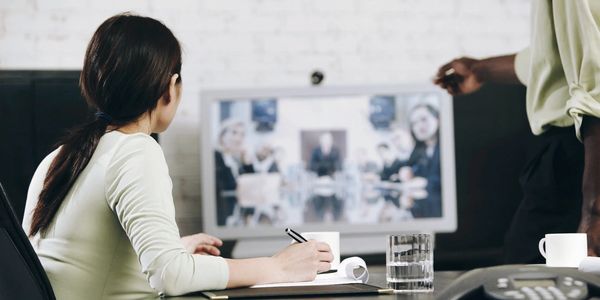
[{"xmin": 23, "ymin": 131, "xmax": 228, "ymax": 300}]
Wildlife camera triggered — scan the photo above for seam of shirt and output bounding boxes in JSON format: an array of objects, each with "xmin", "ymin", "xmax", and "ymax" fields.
[{"xmin": 99, "ymin": 229, "xmax": 122, "ymax": 300}]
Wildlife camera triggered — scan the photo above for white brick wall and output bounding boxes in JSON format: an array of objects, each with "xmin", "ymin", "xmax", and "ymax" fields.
[{"xmin": 0, "ymin": 0, "xmax": 531, "ymax": 234}]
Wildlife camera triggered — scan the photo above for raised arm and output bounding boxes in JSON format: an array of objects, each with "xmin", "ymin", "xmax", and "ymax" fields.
[{"xmin": 434, "ymin": 54, "xmax": 523, "ymax": 96}]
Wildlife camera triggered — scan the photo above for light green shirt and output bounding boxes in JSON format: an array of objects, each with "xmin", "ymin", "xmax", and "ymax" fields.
[
  {"xmin": 514, "ymin": 0, "xmax": 600, "ymax": 140},
  {"xmin": 22, "ymin": 131, "xmax": 229, "ymax": 300}
]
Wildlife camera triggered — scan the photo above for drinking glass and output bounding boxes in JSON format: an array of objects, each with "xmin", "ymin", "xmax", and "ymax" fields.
[{"xmin": 386, "ymin": 233, "xmax": 433, "ymax": 292}]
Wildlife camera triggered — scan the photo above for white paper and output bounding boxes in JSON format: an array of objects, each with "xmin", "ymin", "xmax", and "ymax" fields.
[
  {"xmin": 250, "ymin": 256, "xmax": 369, "ymax": 288},
  {"xmin": 579, "ymin": 256, "xmax": 600, "ymax": 274}
]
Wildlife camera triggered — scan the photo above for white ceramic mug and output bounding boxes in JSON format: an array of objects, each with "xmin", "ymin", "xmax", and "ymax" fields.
[
  {"xmin": 301, "ymin": 231, "xmax": 340, "ymax": 270},
  {"xmin": 538, "ymin": 233, "xmax": 587, "ymax": 267}
]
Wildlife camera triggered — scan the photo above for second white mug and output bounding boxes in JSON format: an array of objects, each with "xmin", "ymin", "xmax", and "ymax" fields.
[{"xmin": 538, "ymin": 233, "xmax": 587, "ymax": 267}]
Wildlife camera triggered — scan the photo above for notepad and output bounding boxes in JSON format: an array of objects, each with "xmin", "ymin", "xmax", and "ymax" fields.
[
  {"xmin": 201, "ymin": 283, "xmax": 392, "ymax": 299},
  {"xmin": 250, "ymin": 256, "xmax": 369, "ymax": 288},
  {"xmin": 200, "ymin": 257, "xmax": 392, "ymax": 300}
]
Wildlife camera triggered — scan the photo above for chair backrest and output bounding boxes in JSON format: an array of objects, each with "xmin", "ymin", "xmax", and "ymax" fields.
[{"xmin": 0, "ymin": 182, "xmax": 55, "ymax": 300}]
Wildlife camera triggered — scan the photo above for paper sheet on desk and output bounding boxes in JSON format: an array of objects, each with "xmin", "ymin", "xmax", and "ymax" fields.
[{"xmin": 251, "ymin": 256, "xmax": 369, "ymax": 288}]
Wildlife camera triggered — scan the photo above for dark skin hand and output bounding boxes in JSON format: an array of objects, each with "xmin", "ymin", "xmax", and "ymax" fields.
[
  {"xmin": 433, "ymin": 55, "xmax": 521, "ymax": 96},
  {"xmin": 580, "ymin": 116, "xmax": 600, "ymax": 256},
  {"xmin": 434, "ymin": 54, "xmax": 600, "ymax": 255}
]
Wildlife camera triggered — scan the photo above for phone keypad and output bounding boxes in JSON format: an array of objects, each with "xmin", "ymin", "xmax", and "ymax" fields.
[
  {"xmin": 498, "ymin": 278, "xmax": 509, "ymax": 289},
  {"xmin": 503, "ymin": 290, "xmax": 526, "ymax": 299},
  {"xmin": 484, "ymin": 272, "xmax": 589, "ymax": 300},
  {"xmin": 547, "ymin": 287, "xmax": 567, "ymax": 300},
  {"xmin": 495, "ymin": 285, "xmax": 585, "ymax": 299}
]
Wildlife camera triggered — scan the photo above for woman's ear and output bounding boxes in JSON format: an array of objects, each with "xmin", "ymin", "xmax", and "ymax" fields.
[{"xmin": 167, "ymin": 74, "xmax": 180, "ymax": 104}]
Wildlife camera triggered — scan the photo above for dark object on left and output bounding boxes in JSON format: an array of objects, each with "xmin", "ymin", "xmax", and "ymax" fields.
[
  {"xmin": 0, "ymin": 181, "xmax": 56, "ymax": 299},
  {"xmin": 0, "ymin": 71, "xmax": 158, "ymax": 222}
]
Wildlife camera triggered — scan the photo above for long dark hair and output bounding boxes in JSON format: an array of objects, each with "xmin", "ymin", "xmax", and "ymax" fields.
[
  {"xmin": 407, "ymin": 103, "xmax": 440, "ymax": 165},
  {"xmin": 29, "ymin": 13, "xmax": 182, "ymax": 237}
]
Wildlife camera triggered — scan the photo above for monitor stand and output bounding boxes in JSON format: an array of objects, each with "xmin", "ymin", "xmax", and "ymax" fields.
[{"xmin": 232, "ymin": 233, "xmax": 435, "ymax": 258}]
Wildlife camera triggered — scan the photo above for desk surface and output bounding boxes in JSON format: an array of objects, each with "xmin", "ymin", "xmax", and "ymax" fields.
[{"xmin": 165, "ymin": 266, "xmax": 463, "ymax": 300}]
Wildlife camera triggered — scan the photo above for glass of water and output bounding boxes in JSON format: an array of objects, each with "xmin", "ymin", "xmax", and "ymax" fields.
[{"xmin": 386, "ymin": 233, "xmax": 433, "ymax": 293}]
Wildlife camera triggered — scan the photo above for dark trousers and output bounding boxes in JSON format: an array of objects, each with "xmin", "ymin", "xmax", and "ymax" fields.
[{"xmin": 504, "ymin": 126, "xmax": 584, "ymax": 264}]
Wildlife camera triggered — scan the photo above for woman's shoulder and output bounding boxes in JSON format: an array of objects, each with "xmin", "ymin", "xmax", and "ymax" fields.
[
  {"xmin": 102, "ymin": 131, "xmax": 166, "ymax": 168},
  {"xmin": 105, "ymin": 131, "xmax": 161, "ymax": 152}
]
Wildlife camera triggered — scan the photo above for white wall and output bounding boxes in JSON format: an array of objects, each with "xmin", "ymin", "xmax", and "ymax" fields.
[{"xmin": 0, "ymin": 0, "xmax": 531, "ymax": 234}]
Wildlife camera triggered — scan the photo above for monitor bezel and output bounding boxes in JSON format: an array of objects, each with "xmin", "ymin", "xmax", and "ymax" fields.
[{"xmin": 200, "ymin": 84, "xmax": 457, "ymax": 238}]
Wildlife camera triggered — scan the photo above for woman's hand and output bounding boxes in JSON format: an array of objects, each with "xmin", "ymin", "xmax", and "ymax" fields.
[
  {"xmin": 180, "ymin": 233, "xmax": 223, "ymax": 255},
  {"xmin": 271, "ymin": 241, "xmax": 333, "ymax": 283},
  {"xmin": 224, "ymin": 240, "xmax": 333, "ymax": 288}
]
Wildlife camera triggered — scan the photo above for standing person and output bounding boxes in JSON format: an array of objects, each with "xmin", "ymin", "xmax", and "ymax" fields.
[
  {"xmin": 434, "ymin": 1, "xmax": 600, "ymax": 263},
  {"xmin": 22, "ymin": 13, "xmax": 332, "ymax": 300},
  {"xmin": 309, "ymin": 132, "xmax": 342, "ymax": 177},
  {"xmin": 308, "ymin": 132, "xmax": 344, "ymax": 221}
]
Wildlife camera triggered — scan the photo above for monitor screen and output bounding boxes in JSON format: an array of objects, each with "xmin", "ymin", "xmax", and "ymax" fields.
[{"xmin": 201, "ymin": 85, "xmax": 456, "ymax": 238}]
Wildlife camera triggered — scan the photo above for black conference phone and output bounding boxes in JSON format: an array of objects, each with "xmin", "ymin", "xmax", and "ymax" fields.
[{"xmin": 436, "ymin": 265, "xmax": 600, "ymax": 300}]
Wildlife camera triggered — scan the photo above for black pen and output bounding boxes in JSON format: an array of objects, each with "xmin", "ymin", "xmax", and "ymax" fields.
[{"xmin": 285, "ymin": 228, "xmax": 308, "ymax": 243}]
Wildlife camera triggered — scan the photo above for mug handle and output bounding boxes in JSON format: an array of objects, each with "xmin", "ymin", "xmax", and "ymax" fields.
[{"xmin": 538, "ymin": 237, "xmax": 547, "ymax": 259}]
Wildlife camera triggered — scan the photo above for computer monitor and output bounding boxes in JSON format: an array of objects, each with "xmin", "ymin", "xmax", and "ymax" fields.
[{"xmin": 200, "ymin": 85, "xmax": 456, "ymax": 243}]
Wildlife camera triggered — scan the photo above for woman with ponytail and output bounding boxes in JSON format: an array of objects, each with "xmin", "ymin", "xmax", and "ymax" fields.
[{"xmin": 22, "ymin": 13, "xmax": 332, "ymax": 300}]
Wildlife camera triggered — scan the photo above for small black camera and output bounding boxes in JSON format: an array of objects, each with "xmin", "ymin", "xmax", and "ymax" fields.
[{"xmin": 310, "ymin": 70, "xmax": 324, "ymax": 86}]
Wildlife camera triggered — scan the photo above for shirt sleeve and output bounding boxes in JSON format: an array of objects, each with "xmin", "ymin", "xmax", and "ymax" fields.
[
  {"xmin": 514, "ymin": 47, "xmax": 530, "ymax": 86},
  {"xmin": 556, "ymin": 1, "xmax": 600, "ymax": 140},
  {"xmin": 105, "ymin": 135, "xmax": 229, "ymax": 296}
]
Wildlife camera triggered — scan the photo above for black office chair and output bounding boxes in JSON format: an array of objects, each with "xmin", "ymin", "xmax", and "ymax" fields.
[{"xmin": 0, "ymin": 182, "xmax": 55, "ymax": 299}]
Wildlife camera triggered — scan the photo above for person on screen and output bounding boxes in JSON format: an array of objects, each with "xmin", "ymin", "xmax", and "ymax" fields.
[
  {"xmin": 307, "ymin": 132, "xmax": 344, "ymax": 221},
  {"xmin": 254, "ymin": 142, "xmax": 280, "ymax": 173},
  {"xmin": 377, "ymin": 143, "xmax": 405, "ymax": 182},
  {"xmin": 406, "ymin": 103, "xmax": 442, "ymax": 218},
  {"xmin": 309, "ymin": 132, "xmax": 341, "ymax": 177},
  {"xmin": 391, "ymin": 125, "xmax": 415, "ymax": 161},
  {"xmin": 434, "ymin": 2, "xmax": 600, "ymax": 263},
  {"xmin": 215, "ymin": 119, "xmax": 256, "ymax": 226},
  {"xmin": 21, "ymin": 14, "xmax": 333, "ymax": 300},
  {"xmin": 376, "ymin": 143, "xmax": 406, "ymax": 208}
]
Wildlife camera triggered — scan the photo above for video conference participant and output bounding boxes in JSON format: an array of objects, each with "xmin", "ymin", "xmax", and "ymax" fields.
[
  {"xmin": 407, "ymin": 104, "xmax": 442, "ymax": 218},
  {"xmin": 377, "ymin": 143, "xmax": 406, "ymax": 182},
  {"xmin": 307, "ymin": 132, "xmax": 344, "ymax": 221},
  {"xmin": 22, "ymin": 14, "xmax": 332, "ymax": 299},
  {"xmin": 254, "ymin": 142, "xmax": 280, "ymax": 173},
  {"xmin": 434, "ymin": 2, "xmax": 600, "ymax": 263},
  {"xmin": 214, "ymin": 119, "xmax": 255, "ymax": 226},
  {"xmin": 376, "ymin": 143, "xmax": 407, "ymax": 208}
]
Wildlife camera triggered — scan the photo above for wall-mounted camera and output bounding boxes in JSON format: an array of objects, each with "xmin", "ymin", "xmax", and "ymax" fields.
[{"xmin": 310, "ymin": 70, "xmax": 324, "ymax": 86}]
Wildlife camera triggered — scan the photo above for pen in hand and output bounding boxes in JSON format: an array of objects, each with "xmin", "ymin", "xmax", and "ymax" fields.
[
  {"xmin": 285, "ymin": 228, "xmax": 336, "ymax": 274},
  {"xmin": 285, "ymin": 228, "xmax": 308, "ymax": 243}
]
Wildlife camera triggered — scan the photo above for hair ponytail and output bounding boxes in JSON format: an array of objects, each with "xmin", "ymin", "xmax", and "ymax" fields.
[
  {"xmin": 28, "ymin": 13, "xmax": 182, "ymax": 236},
  {"xmin": 29, "ymin": 118, "xmax": 109, "ymax": 236}
]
